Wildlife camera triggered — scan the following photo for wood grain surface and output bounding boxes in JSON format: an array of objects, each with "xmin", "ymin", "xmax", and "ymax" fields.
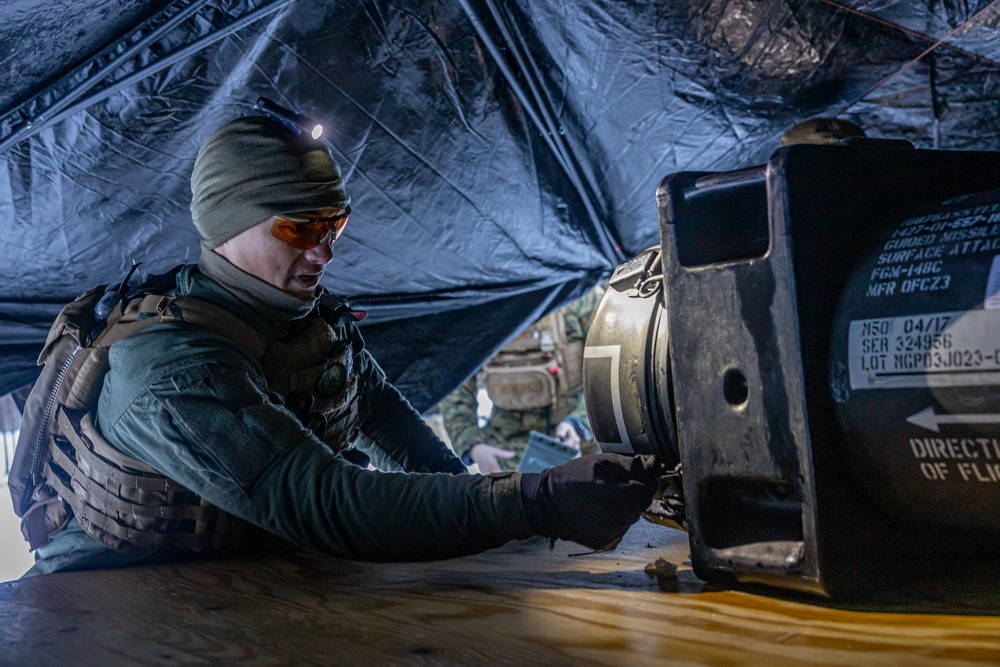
[{"xmin": 3, "ymin": 520, "xmax": 1000, "ymax": 666}]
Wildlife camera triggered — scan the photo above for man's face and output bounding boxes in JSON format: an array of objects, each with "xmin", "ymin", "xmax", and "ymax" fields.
[{"xmin": 214, "ymin": 208, "xmax": 345, "ymax": 298}]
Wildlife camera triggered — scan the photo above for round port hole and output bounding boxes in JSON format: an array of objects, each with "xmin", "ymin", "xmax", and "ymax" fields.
[{"xmin": 722, "ymin": 369, "xmax": 749, "ymax": 406}]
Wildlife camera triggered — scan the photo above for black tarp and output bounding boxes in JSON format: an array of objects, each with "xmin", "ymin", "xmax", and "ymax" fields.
[{"xmin": 2, "ymin": 0, "xmax": 999, "ymax": 410}]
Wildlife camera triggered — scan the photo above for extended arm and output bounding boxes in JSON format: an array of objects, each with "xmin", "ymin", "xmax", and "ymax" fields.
[
  {"xmin": 99, "ymin": 330, "xmax": 531, "ymax": 561},
  {"xmin": 438, "ymin": 376, "xmax": 483, "ymax": 460}
]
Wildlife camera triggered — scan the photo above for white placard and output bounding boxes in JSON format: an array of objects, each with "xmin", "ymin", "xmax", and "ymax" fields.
[{"xmin": 849, "ymin": 310, "xmax": 1000, "ymax": 389}]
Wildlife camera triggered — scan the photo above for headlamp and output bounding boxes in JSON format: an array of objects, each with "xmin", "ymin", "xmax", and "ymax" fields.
[{"xmin": 254, "ymin": 96, "xmax": 325, "ymax": 143}]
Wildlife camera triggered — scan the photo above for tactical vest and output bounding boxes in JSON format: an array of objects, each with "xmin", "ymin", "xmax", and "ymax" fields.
[
  {"xmin": 10, "ymin": 276, "xmax": 362, "ymax": 555},
  {"xmin": 478, "ymin": 310, "xmax": 584, "ymax": 412}
]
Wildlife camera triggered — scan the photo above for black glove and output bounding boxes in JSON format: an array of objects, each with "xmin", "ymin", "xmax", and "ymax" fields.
[{"xmin": 519, "ymin": 453, "xmax": 659, "ymax": 550}]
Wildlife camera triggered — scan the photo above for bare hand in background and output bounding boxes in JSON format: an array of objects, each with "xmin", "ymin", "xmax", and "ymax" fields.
[
  {"xmin": 554, "ymin": 420, "xmax": 581, "ymax": 449},
  {"xmin": 470, "ymin": 443, "xmax": 516, "ymax": 473}
]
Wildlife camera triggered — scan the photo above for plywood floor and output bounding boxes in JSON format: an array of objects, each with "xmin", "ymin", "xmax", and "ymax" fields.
[{"xmin": 3, "ymin": 520, "xmax": 1000, "ymax": 666}]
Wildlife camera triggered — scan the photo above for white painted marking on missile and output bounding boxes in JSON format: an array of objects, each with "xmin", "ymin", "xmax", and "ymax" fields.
[
  {"xmin": 584, "ymin": 344, "xmax": 633, "ymax": 453},
  {"xmin": 907, "ymin": 406, "xmax": 1000, "ymax": 433}
]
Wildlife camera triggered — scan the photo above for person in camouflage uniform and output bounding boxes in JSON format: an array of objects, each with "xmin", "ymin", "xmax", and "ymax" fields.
[{"xmin": 439, "ymin": 286, "xmax": 604, "ymax": 473}]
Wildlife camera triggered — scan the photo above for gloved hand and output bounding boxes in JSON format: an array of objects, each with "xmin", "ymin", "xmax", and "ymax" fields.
[{"xmin": 519, "ymin": 453, "xmax": 659, "ymax": 550}]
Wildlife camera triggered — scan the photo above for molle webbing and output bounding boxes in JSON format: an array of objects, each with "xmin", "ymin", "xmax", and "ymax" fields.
[
  {"xmin": 104, "ymin": 293, "xmax": 266, "ymax": 356},
  {"xmin": 46, "ymin": 406, "xmax": 261, "ymax": 555},
  {"xmin": 62, "ymin": 293, "xmax": 266, "ymax": 416},
  {"xmin": 479, "ymin": 310, "xmax": 570, "ymax": 411},
  {"xmin": 17, "ymin": 287, "xmax": 268, "ymax": 552}
]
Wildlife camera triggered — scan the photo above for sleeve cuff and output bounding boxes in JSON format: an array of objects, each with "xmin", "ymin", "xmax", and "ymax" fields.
[{"xmin": 490, "ymin": 471, "xmax": 536, "ymax": 540}]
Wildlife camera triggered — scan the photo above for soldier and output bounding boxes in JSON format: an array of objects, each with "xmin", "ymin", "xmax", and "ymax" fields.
[
  {"xmin": 439, "ymin": 286, "xmax": 603, "ymax": 473},
  {"xmin": 11, "ymin": 108, "xmax": 658, "ymax": 575}
]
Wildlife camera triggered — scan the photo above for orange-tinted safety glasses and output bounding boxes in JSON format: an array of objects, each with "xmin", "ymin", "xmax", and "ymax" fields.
[{"xmin": 271, "ymin": 206, "xmax": 351, "ymax": 249}]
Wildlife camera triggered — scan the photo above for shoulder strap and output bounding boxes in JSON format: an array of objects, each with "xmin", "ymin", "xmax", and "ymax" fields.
[
  {"xmin": 489, "ymin": 309, "xmax": 568, "ymax": 361},
  {"xmin": 97, "ymin": 292, "xmax": 268, "ymax": 360},
  {"xmin": 60, "ymin": 293, "xmax": 267, "ymax": 411},
  {"xmin": 14, "ymin": 274, "xmax": 268, "ymax": 549}
]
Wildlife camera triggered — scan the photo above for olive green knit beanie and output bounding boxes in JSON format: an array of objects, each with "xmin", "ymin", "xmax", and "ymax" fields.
[{"xmin": 190, "ymin": 116, "xmax": 351, "ymax": 249}]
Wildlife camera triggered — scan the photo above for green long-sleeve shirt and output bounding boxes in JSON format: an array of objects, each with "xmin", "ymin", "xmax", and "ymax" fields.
[{"xmin": 28, "ymin": 265, "xmax": 533, "ymax": 575}]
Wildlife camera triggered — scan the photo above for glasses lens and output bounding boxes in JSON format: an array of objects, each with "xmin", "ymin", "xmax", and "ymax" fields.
[{"xmin": 271, "ymin": 207, "xmax": 350, "ymax": 249}]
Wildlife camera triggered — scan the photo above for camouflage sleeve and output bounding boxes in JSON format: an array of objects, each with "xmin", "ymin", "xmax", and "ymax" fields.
[
  {"xmin": 563, "ymin": 284, "xmax": 605, "ymax": 434},
  {"xmin": 568, "ymin": 390, "xmax": 590, "ymax": 429},
  {"xmin": 438, "ymin": 376, "xmax": 483, "ymax": 458},
  {"xmin": 563, "ymin": 283, "xmax": 606, "ymax": 342}
]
